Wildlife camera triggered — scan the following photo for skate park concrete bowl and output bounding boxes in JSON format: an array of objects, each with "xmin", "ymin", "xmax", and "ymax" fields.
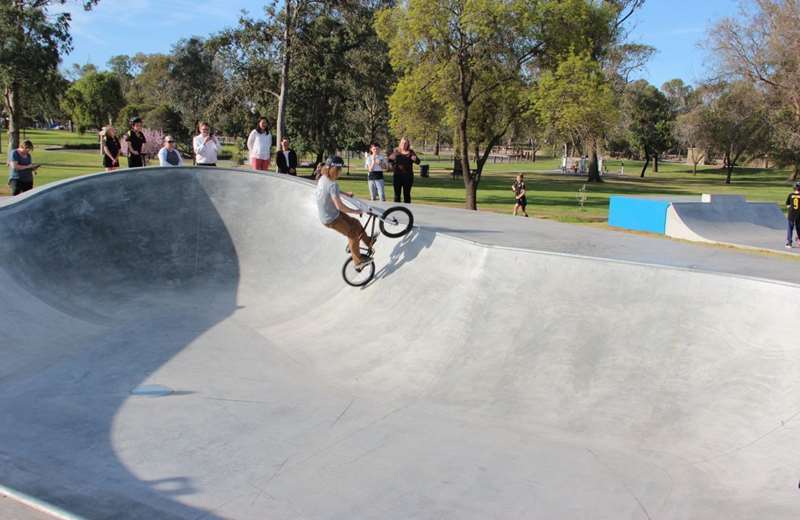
[{"xmin": 2, "ymin": 167, "xmax": 800, "ymax": 519}]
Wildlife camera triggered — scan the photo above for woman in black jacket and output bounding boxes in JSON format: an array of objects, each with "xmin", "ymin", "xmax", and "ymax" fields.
[{"xmin": 388, "ymin": 137, "xmax": 420, "ymax": 203}]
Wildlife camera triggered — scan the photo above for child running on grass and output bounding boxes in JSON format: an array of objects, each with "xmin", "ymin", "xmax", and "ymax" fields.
[
  {"xmin": 785, "ymin": 183, "xmax": 800, "ymax": 248},
  {"xmin": 512, "ymin": 174, "xmax": 529, "ymax": 217},
  {"xmin": 316, "ymin": 156, "xmax": 376, "ymax": 268}
]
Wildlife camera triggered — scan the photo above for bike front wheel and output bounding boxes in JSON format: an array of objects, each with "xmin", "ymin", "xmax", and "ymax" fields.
[
  {"xmin": 379, "ymin": 206, "xmax": 414, "ymax": 238},
  {"xmin": 342, "ymin": 257, "xmax": 376, "ymax": 287}
]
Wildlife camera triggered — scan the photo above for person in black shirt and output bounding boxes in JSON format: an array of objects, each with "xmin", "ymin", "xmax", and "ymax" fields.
[
  {"xmin": 512, "ymin": 174, "xmax": 529, "ymax": 217},
  {"xmin": 276, "ymin": 138, "xmax": 298, "ymax": 175},
  {"xmin": 126, "ymin": 117, "xmax": 147, "ymax": 168},
  {"xmin": 785, "ymin": 183, "xmax": 800, "ymax": 248},
  {"xmin": 101, "ymin": 126, "xmax": 121, "ymax": 172},
  {"xmin": 388, "ymin": 137, "xmax": 420, "ymax": 203}
]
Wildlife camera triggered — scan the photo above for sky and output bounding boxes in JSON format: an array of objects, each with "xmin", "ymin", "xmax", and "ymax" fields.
[{"xmin": 62, "ymin": 0, "xmax": 739, "ymax": 87}]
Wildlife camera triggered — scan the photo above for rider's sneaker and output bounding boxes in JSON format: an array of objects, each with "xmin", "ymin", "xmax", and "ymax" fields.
[
  {"xmin": 354, "ymin": 256, "xmax": 374, "ymax": 271},
  {"xmin": 786, "ymin": 242, "xmax": 793, "ymax": 249}
]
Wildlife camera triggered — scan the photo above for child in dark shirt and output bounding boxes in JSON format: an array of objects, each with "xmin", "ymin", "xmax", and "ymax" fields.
[
  {"xmin": 785, "ymin": 183, "xmax": 800, "ymax": 248},
  {"xmin": 512, "ymin": 174, "xmax": 529, "ymax": 217}
]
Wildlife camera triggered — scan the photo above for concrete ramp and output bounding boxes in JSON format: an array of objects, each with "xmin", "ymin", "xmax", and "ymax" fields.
[
  {"xmin": 2, "ymin": 169, "xmax": 800, "ymax": 519},
  {"xmin": 666, "ymin": 194, "xmax": 788, "ymax": 252}
]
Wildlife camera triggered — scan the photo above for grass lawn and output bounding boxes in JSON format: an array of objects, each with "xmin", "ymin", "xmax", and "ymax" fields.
[{"xmin": 3, "ymin": 130, "xmax": 795, "ymax": 225}]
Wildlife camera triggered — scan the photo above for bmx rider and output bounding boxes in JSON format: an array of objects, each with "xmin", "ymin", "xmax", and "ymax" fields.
[{"xmin": 316, "ymin": 156, "xmax": 375, "ymax": 268}]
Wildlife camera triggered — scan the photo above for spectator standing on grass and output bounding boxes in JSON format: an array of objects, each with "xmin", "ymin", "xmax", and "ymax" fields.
[
  {"xmin": 126, "ymin": 117, "xmax": 147, "ymax": 168},
  {"xmin": 8, "ymin": 140, "xmax": 39, "ymax": 196},
  {"xmin": 365, "ymin": 142, "xmax": 388, "ymax": 201},
  {"xmin": 158, "ymin": 136, "xmax": 183, "ymax": 167},
  {"xmin": 101, "ymin": 126, "xmax": 121, "ymax": 172},
  {"xmin": 512, "ymin": 173, "xmax": 529, "ymax": 217},
  {"xmin": 785, "ymin": 183, "xmax": 800, "ymax": 248},
  {"xmin": 276, "ymin": 138, "xmax": 297, "ymax": 175},
  {"xmin": 388, "ymin": 137, "xmax": 420, "ymax": 203},
  {"xmin": 247, "ymin": 117, "xmax": 272, "ymax": 171},
  {"xmin": 194, "ymin": 122, "xmax": 220, "ymax": 166}
]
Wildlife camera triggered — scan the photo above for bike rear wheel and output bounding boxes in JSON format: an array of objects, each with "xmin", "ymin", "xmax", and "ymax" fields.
[
  {"xmin": 379, "ymin": 206, "xmax": 414, "ymax": 238},
  {"xmin": 342, "ymin": 257, "xmax": 376, "ymax": 287}
]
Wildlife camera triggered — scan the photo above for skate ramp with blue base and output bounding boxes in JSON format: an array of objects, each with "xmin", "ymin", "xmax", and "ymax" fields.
[
  {"xmin": 666, "ymin": 194, "xmax": 789, "ymax": 253},
  {"xmin": 1, "ymin": 168, "xmax": 800, "ymax": 519}
]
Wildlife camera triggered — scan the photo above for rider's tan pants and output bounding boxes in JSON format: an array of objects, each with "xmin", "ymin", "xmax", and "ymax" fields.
[{"xmin": 325, "ymin": 213, "xmax": 372, "ymax": 264}]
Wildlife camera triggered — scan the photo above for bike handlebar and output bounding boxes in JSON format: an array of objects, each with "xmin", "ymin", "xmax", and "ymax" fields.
[{"xmin": 343, "ymin": 197, "xmax": 382, "ymax": 217}]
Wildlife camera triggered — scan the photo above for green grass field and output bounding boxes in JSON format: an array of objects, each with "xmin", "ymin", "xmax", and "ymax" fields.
[{"xmin": 3, "ymin": 130, "xmax": 795, "ymax": 225}]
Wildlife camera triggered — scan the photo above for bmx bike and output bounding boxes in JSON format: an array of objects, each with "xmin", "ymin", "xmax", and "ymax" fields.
[{"xmin": 341, "ymin": 199, "xmax": 414, "ymax": 287}]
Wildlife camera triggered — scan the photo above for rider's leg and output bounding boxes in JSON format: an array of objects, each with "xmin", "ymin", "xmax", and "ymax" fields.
[{"xmin": 326, "ymin": 214, "xmax": 364, "ymax": 264}]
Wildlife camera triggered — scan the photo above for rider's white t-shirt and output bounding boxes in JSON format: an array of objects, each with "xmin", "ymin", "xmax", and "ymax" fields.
[{"xmin": 316, "ymin": 176, "xmax": 341, "ymax": 225}]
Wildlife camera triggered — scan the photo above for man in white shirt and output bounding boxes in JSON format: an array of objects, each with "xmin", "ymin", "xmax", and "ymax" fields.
[{"xmin": 193, "ymin": 122, "xmax": 220, "ymax": 166}]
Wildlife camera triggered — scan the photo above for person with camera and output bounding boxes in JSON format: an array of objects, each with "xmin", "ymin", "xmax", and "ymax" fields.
[
  {"xmin": 8, "ymin": 140, "xmax": 40, "ymax": 196},
  {"xmin": 193, "ymin": 122, "xmax": 220, "ymax": 166}
]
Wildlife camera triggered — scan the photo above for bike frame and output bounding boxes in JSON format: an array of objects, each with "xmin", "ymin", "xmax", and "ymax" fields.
[{"xmin": 343, "ymin": 198, "xmax": 380, "ymax": 254}]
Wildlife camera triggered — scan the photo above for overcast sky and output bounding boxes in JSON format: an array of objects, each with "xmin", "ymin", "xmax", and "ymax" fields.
[{"xmin": 61, "ymin": 0, "xmax": 740, "ymax": 87}]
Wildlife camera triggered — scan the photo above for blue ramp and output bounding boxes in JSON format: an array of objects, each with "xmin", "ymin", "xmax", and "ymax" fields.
[{"xmin": 608, "ymin": 196, "xmax": 671, "ymax": 234}]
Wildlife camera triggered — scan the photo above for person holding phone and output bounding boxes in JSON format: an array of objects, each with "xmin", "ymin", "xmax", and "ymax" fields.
[
  {"xmin": 193, "ymin": 122, "xmax": 220, "ymax": 166},
  {"xmin": 8, "ymin": 140, "xmax": 40, "ymax": 196},
  {"xmin": 388, "ymin": 137, "xmax": 420, "ymax": 203}
]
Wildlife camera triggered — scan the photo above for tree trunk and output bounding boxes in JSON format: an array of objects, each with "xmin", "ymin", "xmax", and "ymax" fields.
[
  {"xmin": 653, "ymin": 154, "xmax": 659, "ymax": 173},
  {"xmin": 4, "ymin": 84, "xmax": 20, "ymax": 151},
  {"xmin": 587, "ymin": 139, "xmax": 602, "ymax": 182},
  {"xmin": 458, "ymin": 112, "xmax": 476, "ymax": 210},
  {"xmin": 725, "ymin": 152, "xmax": 733, "ymax": 184},
  {"xmin": 790, "ymin": 162, "xmax": 800, "ymax": 182},
  {"xmin": 692, "ymin": 162, "xmax": 698, "ymax": 175},
  {"xmin": 639, "ymin": 155, "xmax": 650, "ymax": 178},
  {"xmin": 434, "ymin": 131, "xmax": 440, "ymax": 156},
  {"xmin": 276, "ymin": 0, "xmax": 292, "ymax": 146}
]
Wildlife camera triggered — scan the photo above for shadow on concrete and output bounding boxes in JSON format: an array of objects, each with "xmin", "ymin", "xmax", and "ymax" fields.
[
  {"xmin": 372, "ymin": 228, "xmax": 436, "ymax": 285},
  {"xmin": 0, "ymin": 169, "xmax": 235, "ymax": 519}
]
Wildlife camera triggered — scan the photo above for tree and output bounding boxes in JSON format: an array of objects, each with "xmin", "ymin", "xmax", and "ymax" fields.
[
  {"xmin": 534, "ymin": 53, "xmax": 619, "ymax": 182},
  {"xmin": 61, "ymin": 72, "xmax": 125, "ymax": 131},
  {"xmin": 387, "ymin": 67, "xmax": 449, "ymax": 153},
  {"xmin": 211, "ymin": 1, "xmax": 333, "ymax": 147},
  {"xmin": 169, "ymin": 38, "xmax": 217, "ymax": 130},
  {"xmin": 709, "ymin": 0, "xmax": 800, "ymax": 181},
  {"xmin": 379, "ymin": 0, "xmax": 645, "ymax": 206},
  {"xmin": 695, "ymin": 81, "xmax": 771, "ymax": 184},
  {"xmin": 623, "ymin": 80, "xmax": 674, "ymax": 177},
  {"xmin": 661, "ymin": 78, "xmax": 696, "ymax": 115},
  {"xmin": 0, "ymin": 0, "xmax": 100, "ymax": 149},
  {"xmin": 676, "ymin": 109, "xmax": 706, "ymax": 175}
]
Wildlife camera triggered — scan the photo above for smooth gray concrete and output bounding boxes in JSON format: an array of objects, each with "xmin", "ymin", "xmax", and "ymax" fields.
[
  {"xmin": 2, "ymin": 168, "xmax": 800, "ymax": 519},
  {"xmin": 665, "ymin": 194, "xmax": 793, "ymax": 255}
]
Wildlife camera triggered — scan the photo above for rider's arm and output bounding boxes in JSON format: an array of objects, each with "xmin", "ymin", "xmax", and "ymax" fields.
[{"xmin": 331, "ymin": 191, "xmax": 361, "ymax": 216}]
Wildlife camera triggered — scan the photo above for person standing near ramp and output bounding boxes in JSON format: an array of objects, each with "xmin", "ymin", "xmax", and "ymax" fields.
[{"xmin": 785, "ymin": 183, "xmax": 800, "ymax": 248}]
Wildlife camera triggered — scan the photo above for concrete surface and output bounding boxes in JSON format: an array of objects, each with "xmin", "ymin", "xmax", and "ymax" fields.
[
  {"xmin": 664, "ymin": 194, "xmax": 793, "ymax": 255},
  {"xmin": 2, "ymin": 168, "xmax": 800, "ymax": 519}
]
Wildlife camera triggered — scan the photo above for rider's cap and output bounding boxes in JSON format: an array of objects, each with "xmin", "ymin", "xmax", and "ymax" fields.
[
  {"xmin": 794, "ymin": 182, "xmax": 800, "ymax": 189},
  {"xmin": 326, "ymin": 155, "xmax": 345, "ymax": 168},
  {"xmin": 130, "ymin": 117, "xmax": 142, "ymax": 125}
]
